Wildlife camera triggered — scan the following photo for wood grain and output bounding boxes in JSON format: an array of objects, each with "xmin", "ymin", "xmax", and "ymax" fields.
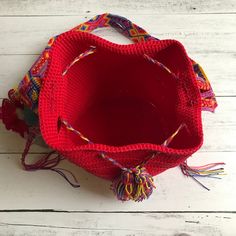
[
  {"xmin": 0, "ymin": 14, "xmax": 235, "ymax": 97},
  {"xmin": 0, "ymin": 0, "xmax": 235, "ymax": 15},
  {"xmin": 0, "ymin": 212, "xmax": 235, "ymax": 236},
  {"xmin": 0, "ymin": 152, "xmax": 233, "ymax": 211},
  {"xmin": 0, "ymin": 15, "xmax": 235, "ymax": 55}
]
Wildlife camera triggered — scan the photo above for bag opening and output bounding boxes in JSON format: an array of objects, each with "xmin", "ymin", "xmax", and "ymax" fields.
[{"xmin": 40, "ymin": 32, "xmax": 202, "ymax": 152}]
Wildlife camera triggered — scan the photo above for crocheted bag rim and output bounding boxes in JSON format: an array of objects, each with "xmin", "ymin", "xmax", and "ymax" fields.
[{"xmin": 39, "ymin": 30, "xmax": 203, "ymax": 155}]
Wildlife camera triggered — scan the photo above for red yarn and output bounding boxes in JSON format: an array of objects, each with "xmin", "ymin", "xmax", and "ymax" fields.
[
  {"xmin": 39, "ymin": 31, "xmax": 203, "ymax": 181},
  {"xmin": 21, "ymin": 131, "xmax": 80, "ymax": 188}
]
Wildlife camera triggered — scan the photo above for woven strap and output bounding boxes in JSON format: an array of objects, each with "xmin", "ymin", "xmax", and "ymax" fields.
[{"xmin": 72, "ymin": 13, "xmax": 156, "ymax": 43}]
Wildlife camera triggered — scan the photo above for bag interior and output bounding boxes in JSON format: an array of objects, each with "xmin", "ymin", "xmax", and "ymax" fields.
[{"xmin": 54, "ymin": 36, "xmax": 199, "ymax": 149}]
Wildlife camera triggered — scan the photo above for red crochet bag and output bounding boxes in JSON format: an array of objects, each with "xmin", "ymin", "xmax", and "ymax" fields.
[{"xmin": 0, "ymin": 13, "xmax": 224, "ymax": 201}]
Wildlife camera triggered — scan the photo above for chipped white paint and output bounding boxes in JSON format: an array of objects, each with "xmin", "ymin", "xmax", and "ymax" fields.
[
  {"xmin": 0, "ymin": 0, "xmax": 235, "ymax": 15},
  {"xmin": 0, "ymin": 15, "xmax": 235, "ymax": 55},
  {"xmin": 0, "ymin": 0, "xmax": 235, "ymax": 235},
  {"xmin": 0, "ymin": 152, "xmax": 234, "ymax": 212},
  {"xmin": 0, "ymin": 15, "xmax": 235, "ymax": 97},
  {"xmin": 0, "ymin": 212, "xmax": 235, "ymax": 236}
]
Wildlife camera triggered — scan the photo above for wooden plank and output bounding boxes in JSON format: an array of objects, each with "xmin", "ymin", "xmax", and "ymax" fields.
[
  {"xmin": 193, "ymin": 53, "xmax": 236, "ymax": 96},
  {"xmin": 1, "ymin": 97, "xmax": 235, "ymax": 153},
  {"xmin": 201, "ymin": 96, "xmax": 236, "ymax": 152},
  {"xmin": 0, "ymin": 123, "xmax": 49, "ymax": 153},
  {"xmin": 0, "ymin": 52, "xmax": 235, "ymax": 98},
  {"xmin": 0, "ymin": 152, "xmax": 233, "ymax": 211},
  {"xmin": 0, "ymin": 0, "xmax": 235, "ymax": 15},
  {"xmin": 0, "ymin": 15, "xmax": 235, "ymax": 55},
  {"xmin": 0, "ymin": 15, "xmax": 235, "ymax": 97},
  {"xmin": 0, "ymin": 55, "xmax": 39, "ymax": 99},
  {"xmin": 0, "ymin": 212, "xmax": 235, "ymax": 236}
]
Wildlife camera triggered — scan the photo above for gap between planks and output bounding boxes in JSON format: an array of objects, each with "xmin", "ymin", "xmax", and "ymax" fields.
[
  {"xmin": 0, "ymin": 14, "xmax": 235, "ymax": 55},
  {"xmin": 0, "ymin": 212, "xmax": 235, "ymax": 236},
  {"xmin": 0, "ymin": 209, "xmax": 236, "ymax": 213}
]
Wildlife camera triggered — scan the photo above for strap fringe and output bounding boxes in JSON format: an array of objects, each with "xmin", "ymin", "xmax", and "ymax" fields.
[{"xmin": 22, "ymin": 131, "xmax": 80, "ymax": 188}]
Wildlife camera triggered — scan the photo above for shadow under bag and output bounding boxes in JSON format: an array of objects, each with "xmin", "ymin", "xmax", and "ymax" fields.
[{"xmin": 0, "ymin": 13, "xmax": 224, "ymax": 202}]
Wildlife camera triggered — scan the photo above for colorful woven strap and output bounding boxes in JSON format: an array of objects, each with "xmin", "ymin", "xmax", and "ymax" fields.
[
  {"xmin": 10, "ymin": 13, "xmax": 217, "ymax": 113},
  {"xmin": 73, "ymin": 13, "xmax": 156, "ymax": 43}
]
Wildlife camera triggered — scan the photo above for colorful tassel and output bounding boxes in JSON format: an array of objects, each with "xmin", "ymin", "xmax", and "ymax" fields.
[
  {"xmin": 60, "ymin": 119, "xmax": 187, "ymax": 201},
  {"xmin": 180, "ymin": 161, "xmax": 225, "ymax": 191},
  {"xmin": 111, "ymin": 165, "xmax": 155, "ymax": 202}
]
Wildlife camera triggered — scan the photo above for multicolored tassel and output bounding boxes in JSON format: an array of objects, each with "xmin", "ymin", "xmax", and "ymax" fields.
[{"xmin": 111, "ymin": 165, "xmax": 155, "ymax": 202}]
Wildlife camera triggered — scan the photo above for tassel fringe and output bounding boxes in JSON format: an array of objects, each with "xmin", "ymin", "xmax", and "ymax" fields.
[
  {"xmin": 180, "ymin": 161, "xmax": 225, "ymax": 191},
  {"xmin": 22, "ymin": 131, "xmax": 80, "ymax": 188}
]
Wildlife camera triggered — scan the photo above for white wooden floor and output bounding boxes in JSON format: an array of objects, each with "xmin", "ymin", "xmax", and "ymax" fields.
[{"xmin": 0, "ymin": 1, "xmax": 236, "ymax": 235}]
